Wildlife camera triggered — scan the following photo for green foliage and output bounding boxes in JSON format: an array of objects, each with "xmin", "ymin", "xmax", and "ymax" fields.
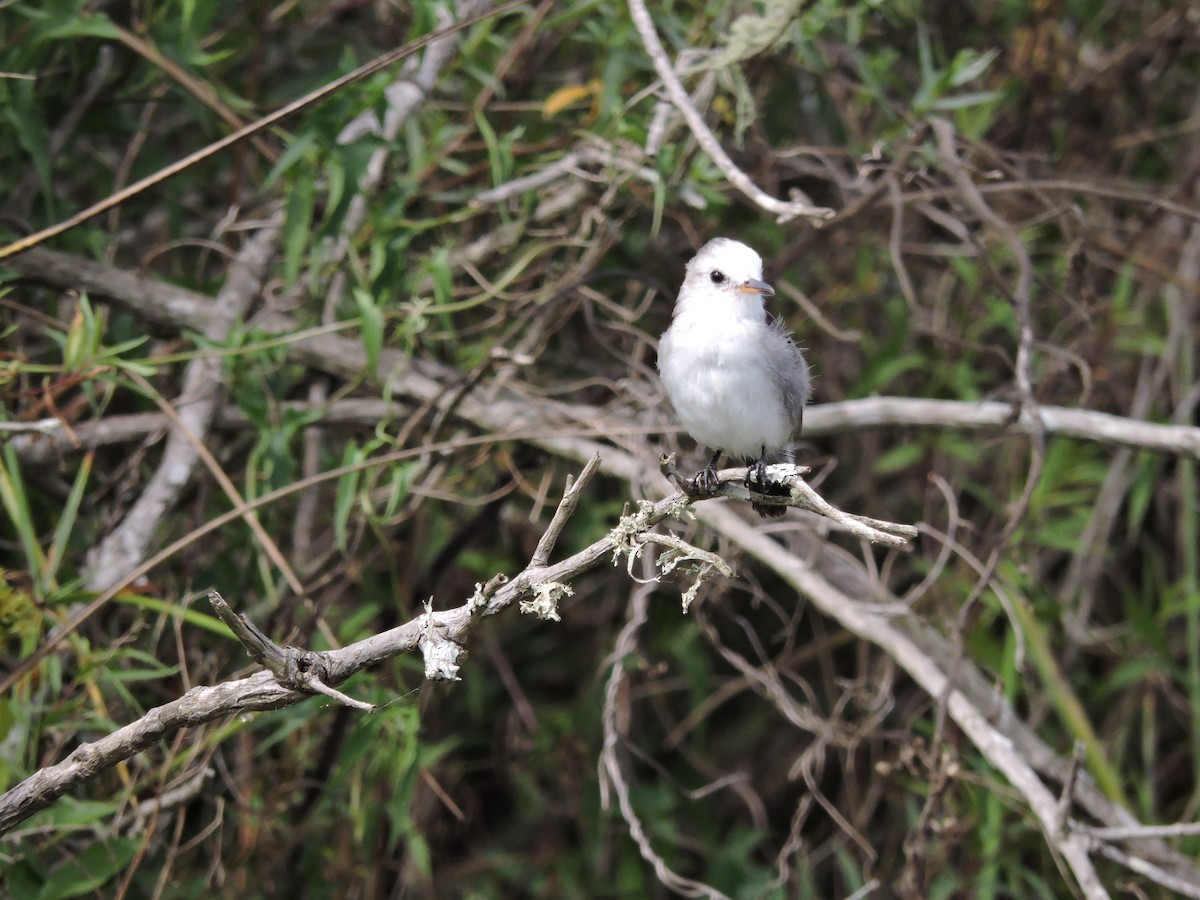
[{"xmin": 3, "ymin": 0, "xmax": 1198, "ymax": 895}]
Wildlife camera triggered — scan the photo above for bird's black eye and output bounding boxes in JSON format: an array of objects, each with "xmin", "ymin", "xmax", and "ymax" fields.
[{"xmin": 710, "ymin": 270, "xmax": 726, "ymax": 285}]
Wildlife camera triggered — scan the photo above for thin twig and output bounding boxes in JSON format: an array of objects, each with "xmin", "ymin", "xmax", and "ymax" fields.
[
  {"xmin": 1087, "ymin": 841, "xmax": 1200, "ymax": 899},
  {"xmin": 1057, "ymin": 741, "xmax": 1087, "ymax": 837},
  {"xmin": 530, "ymin": 454, "xmax": 603, "ymax": 567}
]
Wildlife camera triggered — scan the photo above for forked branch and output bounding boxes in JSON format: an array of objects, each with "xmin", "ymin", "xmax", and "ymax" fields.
[{"xmin": 0, "ymin": 452, "xmax": 915, "ymax": 835}]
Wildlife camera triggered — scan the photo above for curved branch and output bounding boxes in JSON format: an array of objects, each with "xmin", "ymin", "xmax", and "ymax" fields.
[{"xmin": 626, "ymin": 0, "xmax": 832, "ymax": 223}]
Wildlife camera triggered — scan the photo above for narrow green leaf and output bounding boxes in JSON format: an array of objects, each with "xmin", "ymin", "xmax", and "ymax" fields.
[
  {"xmin": 42, "ymin": 14, "xmax": 122, "ymax": 41},
  {"xmin": 334, "ymin": 443, "xmax": 363, "ymax": 551},
  {"xmin": 321, "ymin": 156, "xmax": 346, "ymax": 230},
  {"xmin": 875, "ymin": 443, "xmax": 924, "ymax": 475},
  {"xmin": 283, "ymin": 174, "xmax": 315, "ymax": 286},
  {"xmin": 474, "ymin": 110, "xmax": 504, "ymax": 187},
  {"xmin": 115, "ymin": 592, "xmax": 234, "ymax": 638},
  {"xmin": 42, "ymin": 452, "xmax": 92, "ymax": 593},
  {"xmin": 949, "ymin": 48, "xmax": 999, "ymax": 87},
  {"xmin": 354, "ymin": 288, "xmax": 383, "ymax": 373},
  {"xmin": 0, "ymin": 445, "xmax": 47, "ymax": 584},
  {"xmin": 380, "ymin": 463, "xmax": 413, "ymax": 521},
  {"xmin": 264, "ymin": 132, "xmax": 316, "ymax": 189}
]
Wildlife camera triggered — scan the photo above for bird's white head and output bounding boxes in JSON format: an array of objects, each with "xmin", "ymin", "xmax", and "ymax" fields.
[{"xmin": 676, "ymin": 238, "xmax": 774, "ymax": 320}]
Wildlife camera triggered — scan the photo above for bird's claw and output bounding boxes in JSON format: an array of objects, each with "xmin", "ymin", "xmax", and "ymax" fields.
[
  {"xmin": 691, "ymin": 463, "xmax": 721, "ymax": 494},
  {"xmin": 744, "ymin": 455, "xmax": 769, "ymax": 494}
]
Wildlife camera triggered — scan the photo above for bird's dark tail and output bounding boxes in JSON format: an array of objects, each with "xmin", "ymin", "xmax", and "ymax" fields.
[{"xmin": 753, "ymin": 501, "xmax": 787, "ymax": 519}]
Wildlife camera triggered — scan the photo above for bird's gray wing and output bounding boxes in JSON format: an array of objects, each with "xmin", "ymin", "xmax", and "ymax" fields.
[{"xmin": 767, "ymin": 317, "xmax": 810, "ymax": 439}]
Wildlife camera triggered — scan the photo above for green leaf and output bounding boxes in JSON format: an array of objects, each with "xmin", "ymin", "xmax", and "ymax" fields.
[
  {"xmin": 4, "ymin": 86, "xmax": 53, "ymax": 209},
  {"xmin": 650, "ymin": 161, "xmax": 665, "ymax": 238},
  {"xmin": 1122, "ymin": 455, "xmax": 1157, "ymax": 540},
  {"xmin": 875, "ymin": 442, "xmax": 924, "ymax": 474},
  {"xmin": 423, "ymin": 247, "xmax": 453, "ymax": 309},
  {"xmin": 115, "ymin": 592, "xmax": 233, "ymax": 638},
  {"xmin": 321, "ymin": 156, "xmax": 346, "ymax": 231},
  {"xmin": 354, "ymin": 287, "xmax": 383, "ymax": 373},
  {"xmin": 283, "ymin": 174, "xmax": 315, "ymax": 286},
  {"xmin": 380, "ymin": 462, "xmax": 414, "ymax": 521},
  {"xmin": 334, "ymin": 443, "xmax": 364, "ymax": 552},
  {"xmin": 0, "ymin": 445, "xmax": 47, "ymax": 586},
  {"xmin": 474, "ymin": 110, "xmax": 509, "ymax": 186},
  {"xmin": 949, "ymin": 48, "xmax": 999, "ymax": 86},
  {"xmin": 36, "ymin": 838, "xmax": 139, "ymax": 900},
  {"xmin": 29, "ymin": 797, "xmax": 119, "ymax": 829},
  {"xmin": 42, "ymin": 13, "xmax": 122, "ymax": 41},
  {"xmin": 264, "ymin": 132, "xmax": 316, "ymax": 189},
  {"xmin": 41, "ymin": 452, "xmax": 92, "ymax": 595}
]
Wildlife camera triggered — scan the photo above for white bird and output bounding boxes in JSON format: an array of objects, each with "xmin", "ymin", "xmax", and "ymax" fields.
[{"xmin": 657, "ymin": 238, "xmax": 810, "ymax": 518}]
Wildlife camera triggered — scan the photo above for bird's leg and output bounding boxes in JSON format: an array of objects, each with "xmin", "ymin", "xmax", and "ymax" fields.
[
  {"xmin": 745, "ymin": 445, "xmax": 769, "ymax": 494},
  {"xmin": 691, "ymin": 449, "xmax": 723, "ymax": 494}
]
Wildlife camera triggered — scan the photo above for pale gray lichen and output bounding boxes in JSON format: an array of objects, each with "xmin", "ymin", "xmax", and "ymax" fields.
[
  {"xmin": 609, "ymin": 497, "xmax": 694, "ymax": 574},
  {"xmin": 420, "ymin": 638, "xmax": 463, "ymax": 682},
  {"xmin": 650, "ymin": 533, "xmax": 734, "ymax": 612},
  {"xmin": 466, "ymin": 582, "xmax": 488, "ymax": 615},
  {"xmin": 609, "ymin": 500, "xmax": 657, "ymax": 568},
  {"xmin": 612, "ymin": 524, "xmax": 736, "ymax": 611},
  {"xmin": 712, "ymin": 0, "xmax": 802, "ymax": 67},
  {"xmin": 607, "ymin": 497, "xmax": 734, "ymax": 609},
  {"xmin": 664, "ymin": 494, "xmax": 696, "ymax": 520},
  {"xmin": 418, "ymin": 598, "xmax": 463, "ymax": 682},
  {"xmin": 520, "ymin": 582, "xmax": 572, "ymax": 621}
]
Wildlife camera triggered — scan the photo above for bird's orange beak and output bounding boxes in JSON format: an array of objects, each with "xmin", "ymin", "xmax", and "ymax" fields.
[{"xmin": 738, "ymin": 277, "xmax": 775, "ymax": 296}]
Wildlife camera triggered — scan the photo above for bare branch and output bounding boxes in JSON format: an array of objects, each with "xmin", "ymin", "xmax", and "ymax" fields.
[
  {"xmin": 660, "ymin": 453, "xmax": 917, "ymax": 546},
  {"xmin": 86, "ymin": 215, "xmax": 281, "ymax": 593},
  {"xmin": 12, "ymin": 393, "xmax": 1200, "ymax": 466},
  {"xmin": 530, "ymin": 453, "xmax": 603, "ymax": 567},
  {"xmin": 626, "ymin": 0, "xmax": 832, "ymax": 223},
  {"xmin": 804, "ymin": 397, "xmax": 1200, "ymax": 460}
]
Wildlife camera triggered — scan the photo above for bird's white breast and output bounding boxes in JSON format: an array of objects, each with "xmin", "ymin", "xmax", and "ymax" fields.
[{"xmin": 658, "ymin": 311, "xmax": 793, "ymax": 458}]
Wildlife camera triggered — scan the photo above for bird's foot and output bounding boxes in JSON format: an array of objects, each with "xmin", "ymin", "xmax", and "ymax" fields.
[
  {"xmin": 691, "ymin": 463, "xmax": 721, "ymax": 494},
  {"xmin": 744, "ymin": 448, "xmax": 769, "ymax": 494},
  {"xmin": 746, "ymin": 447, "xmax": 789, "ymax": 518},
  {"xmin": 690, "ymin": 450, "xmax": 724, "ymax": 494}
]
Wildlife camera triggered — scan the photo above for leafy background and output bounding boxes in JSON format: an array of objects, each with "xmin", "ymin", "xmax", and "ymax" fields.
[{"xmin": 2, "ymin": 0, "xmax": 1199, "ymax": 897}]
